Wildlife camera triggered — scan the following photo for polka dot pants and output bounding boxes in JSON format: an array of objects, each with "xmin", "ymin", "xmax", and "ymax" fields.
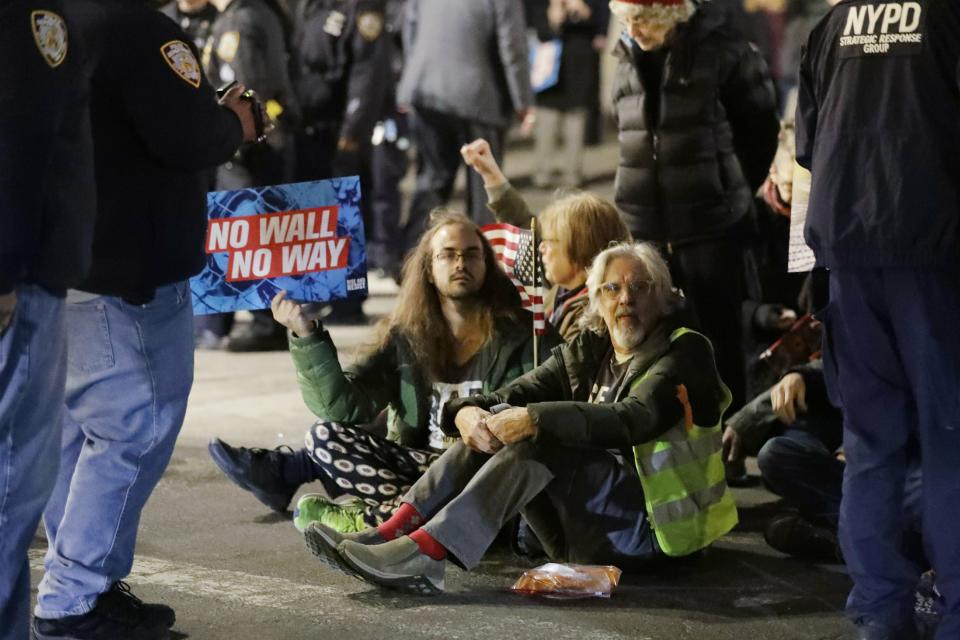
[{"xmin": 305, "ymin": 421, "xmax": 441, "ymax": 527}]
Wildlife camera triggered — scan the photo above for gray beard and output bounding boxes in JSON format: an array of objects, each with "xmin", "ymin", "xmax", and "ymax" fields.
[{"xmin": 611, "ymin": 325, "xmax": 645, "ymax": 352}]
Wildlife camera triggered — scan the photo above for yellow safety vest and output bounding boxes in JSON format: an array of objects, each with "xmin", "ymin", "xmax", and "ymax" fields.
[{"xmin": 630, "ymin": 328, "xmax": 738, "ymax": 556}]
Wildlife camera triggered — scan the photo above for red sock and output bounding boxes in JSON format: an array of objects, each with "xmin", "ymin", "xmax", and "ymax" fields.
[
  {"xmin": 410, "ymin": 529, "xmax": 447, "ymax": 561},
  {"xmin": 377, "ymin": 503, "xmax": 424, "ymax": 540}
]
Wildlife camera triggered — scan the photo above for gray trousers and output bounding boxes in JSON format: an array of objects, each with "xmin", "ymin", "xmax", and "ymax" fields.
[
  {"xmin": 408, "ymin": 439, "xmax": 658, "ymax": 570},
  {"xmin": 532, "ymin": 107, "xmax": 586, "ymax": 185}
]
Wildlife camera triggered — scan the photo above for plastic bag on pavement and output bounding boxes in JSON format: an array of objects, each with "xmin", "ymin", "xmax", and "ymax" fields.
[{"xmin": 511, "ymin": 563, "xmax": 622, "ymax": 599}]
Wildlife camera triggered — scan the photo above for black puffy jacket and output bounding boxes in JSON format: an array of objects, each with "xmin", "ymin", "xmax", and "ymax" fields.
[{"xmin": 611, "ymin": 2, "xmax": 778, "ymax": 244}]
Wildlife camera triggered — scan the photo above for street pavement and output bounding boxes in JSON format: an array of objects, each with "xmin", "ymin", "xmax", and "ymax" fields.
[{"xmin": 29, "ymin": 137, "xmax": 854, "ymax": 640}]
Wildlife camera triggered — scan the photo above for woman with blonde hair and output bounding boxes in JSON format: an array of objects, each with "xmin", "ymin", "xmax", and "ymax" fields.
[{"xmin": 461, "ymin": 138, "xmax": 631, "ymax": 341}]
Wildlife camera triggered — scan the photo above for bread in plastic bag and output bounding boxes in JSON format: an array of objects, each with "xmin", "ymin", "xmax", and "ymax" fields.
[{"xmin": 511, "ymin": 563, "xmax": 622, "ymax": 599}]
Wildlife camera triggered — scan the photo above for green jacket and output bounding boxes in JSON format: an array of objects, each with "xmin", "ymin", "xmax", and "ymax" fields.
[
  {"xmin": 442, "ymin": 312, "xmax": 728, "ymax": 451},
  {"xmin": 289, "ymin": 315, "xmax": 561, "ymax": 450}
]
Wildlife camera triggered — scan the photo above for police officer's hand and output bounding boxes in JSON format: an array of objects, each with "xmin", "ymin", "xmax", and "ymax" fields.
[
  {"xmin": 271, "ymin": 290, "xmax": 315, "ymax": 338},
  {"xmin": 0, "ymin": 292, "xmax": 16, "ymax": 335},
  {"xmin": 218, "ymin": 83, "xmax": 258, "ymax": 143},
  {"xmin": 485, "ymin": 407, "xmax": 537, "ymax": 445},
  {"xmin": 460, "ymin": 139, "xmax": 507, "ymax": 188},
  {"xmin": 337, "ymin": 136, "xmax": 359, "ymax": 153},
  {"xmin": 455, "ymin": 406, "xmax": 503, "ymax": 454},
  {"xmin": 771, "ymin": 372, "xmax": 807, "ymax": 425}
]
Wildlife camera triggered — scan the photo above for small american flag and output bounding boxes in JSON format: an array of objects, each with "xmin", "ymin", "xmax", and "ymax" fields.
[{"xmin": 482, "ymin": 223, "xmax": 546, "ymax": 335}]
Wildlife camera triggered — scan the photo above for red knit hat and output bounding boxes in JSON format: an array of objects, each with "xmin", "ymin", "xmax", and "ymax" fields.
[{"xmin": 609, "ymin": 0, "xmax": 696, "ymax": 23}]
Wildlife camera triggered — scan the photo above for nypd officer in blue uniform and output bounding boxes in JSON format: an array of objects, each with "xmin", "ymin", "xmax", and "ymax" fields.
[
  {"xmin": 291, "ymin": 0, "xmax": 390, "ymax": 183},
  {"xmin": 200, "ymin": 0, "xmax": 301, "ymax": 351},
  {"xmin": 29, "ymin": 1, "xmax": 258, "ymax": 638},
  {"xmin": 0, "ymin": 2, "xmax": 96, "ymax": 638},
  {"xmin": 796, "ymin": 1, "xmax": 960, "ymax": 637},
  {"xmin": 367, "ymin": 0, "xmax": 409, "ymax": 279},
  {"xmin": 291, "ymin": 0, "xmax": 391, "ymax": 322},
  {"xmin": 161, "ymin": 0, "xmax": 220, "ymax": 53}
]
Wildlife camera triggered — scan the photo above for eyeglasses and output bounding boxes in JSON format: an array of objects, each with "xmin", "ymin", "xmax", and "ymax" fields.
[
  {"xmin": 434, "ymin": 249, "xmax": 484, "ymax": 265},
  {"xmin": 599, "ymin": 280, "xmax": 653, "ymax": 300}
]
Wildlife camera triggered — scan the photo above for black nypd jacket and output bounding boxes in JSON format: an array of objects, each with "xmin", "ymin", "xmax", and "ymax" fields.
[
  {"xmin": 796, "ymin": 0, "xmax": 960, "ymax": 268},
  {"xmin": 64, "ymin": 0, "xmax": 244, "ymax": 299},
  {"xmin": 291, "ymin": 0, "xmax": 391, "ymax": 144},
  {"xmin": 611, "ymin": 1, "xmax": 779, "ymax": 245},
  {"xmin": 0, "ymin": 0, "xmax": 96, "ymax": 296}
]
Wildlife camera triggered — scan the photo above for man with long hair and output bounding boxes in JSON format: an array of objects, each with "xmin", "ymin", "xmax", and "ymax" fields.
[{"xmin": 209, "ymin": 212, "xmax": 560, "ymax": 532}]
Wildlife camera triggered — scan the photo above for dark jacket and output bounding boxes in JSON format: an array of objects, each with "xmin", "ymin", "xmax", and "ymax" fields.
[
  {"xmin": 611, "ymin": 1, "xmax": 779, "ymax": 244},
  {"xmin": 532, "ymin": 0, "xmax": 608, "ymax": 111},
  {"xmin": 289, "ymin": 314, "xmax": 561, "ymax": 450},
  {"xmin": 442, "ymin": 314, "xmax": 727, "ymax": 455},
  {"xmin": 398, "ymin": 0, "xmax": 532, "ymax": 129},
  {"xmin": 0, "ymin": 0, "xmax": 96, "ymax": 295},
  {"xmin": 292, "ymin": 0, "xmax": 391, "ymax": 144},
  {"xmin": 727, "ymin": 358, "xmax": 840, "ymax": 455},
  {"xmin": 205, "ymin": 0, "xmax": 298, "ymax": 187},
  {"xmin": 65, "ymin": 0, "xmax": 244, "ymax": 300},
  {"xmin": 160, "ymin": 1, "xmax": 219, "ymax": 54},
  {"xmin": 205, "ymin": 0, "xmax": 296, "ymax": 121},
  {"xmin": 796, "ymin": 0, "xmax": 960, "ymax": 268}
]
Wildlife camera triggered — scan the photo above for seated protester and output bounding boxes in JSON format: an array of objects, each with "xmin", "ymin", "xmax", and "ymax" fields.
[
  {"xmin": 460, "ymin": 138, "xmax": 631, "ymax": 341},
  {"xmin": 208, "ymin": 212, "xmax": 561, "ymax": 531},
  {"xmin": 303, "ymin": 242, "xmax": 738, "ymax": 594},
  {"xmin": 723, "ymin": 360, "xmax": 922, "ymax": 564}
]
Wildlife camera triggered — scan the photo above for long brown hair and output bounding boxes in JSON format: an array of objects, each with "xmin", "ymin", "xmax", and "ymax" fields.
[{"xmin": 374, "ymin": 210, "xmax": 525, "ymax": 380}]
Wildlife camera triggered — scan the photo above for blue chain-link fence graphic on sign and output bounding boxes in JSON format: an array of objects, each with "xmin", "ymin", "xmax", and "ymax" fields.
[{"xmin": 190, "ymin": 177, "xmax": 367, "ymax": 315}]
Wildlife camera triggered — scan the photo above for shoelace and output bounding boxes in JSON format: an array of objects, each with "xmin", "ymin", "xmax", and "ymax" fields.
[{"xmin": 109, "ymin": 581, "xmax": 145, "ymax": 610}]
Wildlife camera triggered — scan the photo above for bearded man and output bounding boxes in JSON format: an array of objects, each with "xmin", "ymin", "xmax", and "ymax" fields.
[
  {"xmin": 305, "ymin": 241, "xmax": 738, "ymax": 594},
  {"xmin": 209, "ymin": 211, "xmax": 559, "ymax": 531}
]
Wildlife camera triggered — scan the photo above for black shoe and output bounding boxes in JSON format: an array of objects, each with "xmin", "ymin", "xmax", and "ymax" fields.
[
  {"xmin": 225, "ymin": 328, "xmax": 289, "ymax": 352},
  {"xmin": 32, "ymin": 581, "xmax": 173, "ymax": 640},
  {"xmin": 764, "ymin": 513, "xmax": 842, "ymax": 563},
  {"xmin": 914, "ymin": 571, "xmax": 943, "ymax": 639},
  {"xmin": 208, "ymin": 438, "xmax": 299, "ymax": 512},
  {"xmin": 724, "ymin": 459, "xmax": 750, "ymax": 487},
  {"xmin": 852, "ymin": 618, "xmax": 923, "ymax": 640}
]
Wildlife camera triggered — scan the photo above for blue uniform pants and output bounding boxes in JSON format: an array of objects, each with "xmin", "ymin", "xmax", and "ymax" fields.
[
  {"xmin": 825, "ymin": 268, "xmax": 960, "ymax": 637},
  {"xmin": 0, "ymin": 286, "xmax": 66, "ymax": 640},
  {"xmin": 36, "ymin": 283, "xmax": 193, "ymax": 618}
]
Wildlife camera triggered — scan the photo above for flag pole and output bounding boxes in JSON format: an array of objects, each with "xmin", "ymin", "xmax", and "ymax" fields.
[{"xmin": 531, "ymin": 216, "xmax": 539, "ymax": 367}]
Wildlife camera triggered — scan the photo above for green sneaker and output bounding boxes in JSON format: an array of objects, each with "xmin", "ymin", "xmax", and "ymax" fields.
[{"xmin": 293, "ymin": 494, "xmax": 367, "ymax": 533}]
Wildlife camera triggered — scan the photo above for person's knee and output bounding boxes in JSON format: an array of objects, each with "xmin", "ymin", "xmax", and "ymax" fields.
[
  {"xmin": 304, "ymin": 420, "xmax": 343, "ymax": 461},
  {"xmin": 758, "ymin": 437, "xmax": 794, "ymax": 490}
]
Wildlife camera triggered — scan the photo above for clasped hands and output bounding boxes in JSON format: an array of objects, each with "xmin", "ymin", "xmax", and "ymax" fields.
[{"xmin": 454, "ymin": 406, "xmax": 537, "ymax": 454}]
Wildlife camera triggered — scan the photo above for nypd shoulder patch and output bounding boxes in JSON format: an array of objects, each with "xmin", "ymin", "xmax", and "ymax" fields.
[
  {"xmin": 161, "ymin": 40, "xmax": 202, "ymax": 88},
  {"xmin": 31, "ymin": 10, "xmax": 68, "ymax": 68}
]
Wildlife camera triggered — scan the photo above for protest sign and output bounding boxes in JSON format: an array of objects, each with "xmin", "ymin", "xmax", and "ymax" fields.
[{"xmin": 191, "ymin": 177, "xmax": 368, "ymax": 314}]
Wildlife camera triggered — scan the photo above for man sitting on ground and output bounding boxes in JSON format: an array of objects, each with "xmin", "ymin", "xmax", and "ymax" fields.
[
  {"xmin": 305, "ymin": 242, "xmax": 738, "ymax": 593},
  {"xmin": 209, "ymin": 212, "xmax": 559, "ymax": 531}
]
